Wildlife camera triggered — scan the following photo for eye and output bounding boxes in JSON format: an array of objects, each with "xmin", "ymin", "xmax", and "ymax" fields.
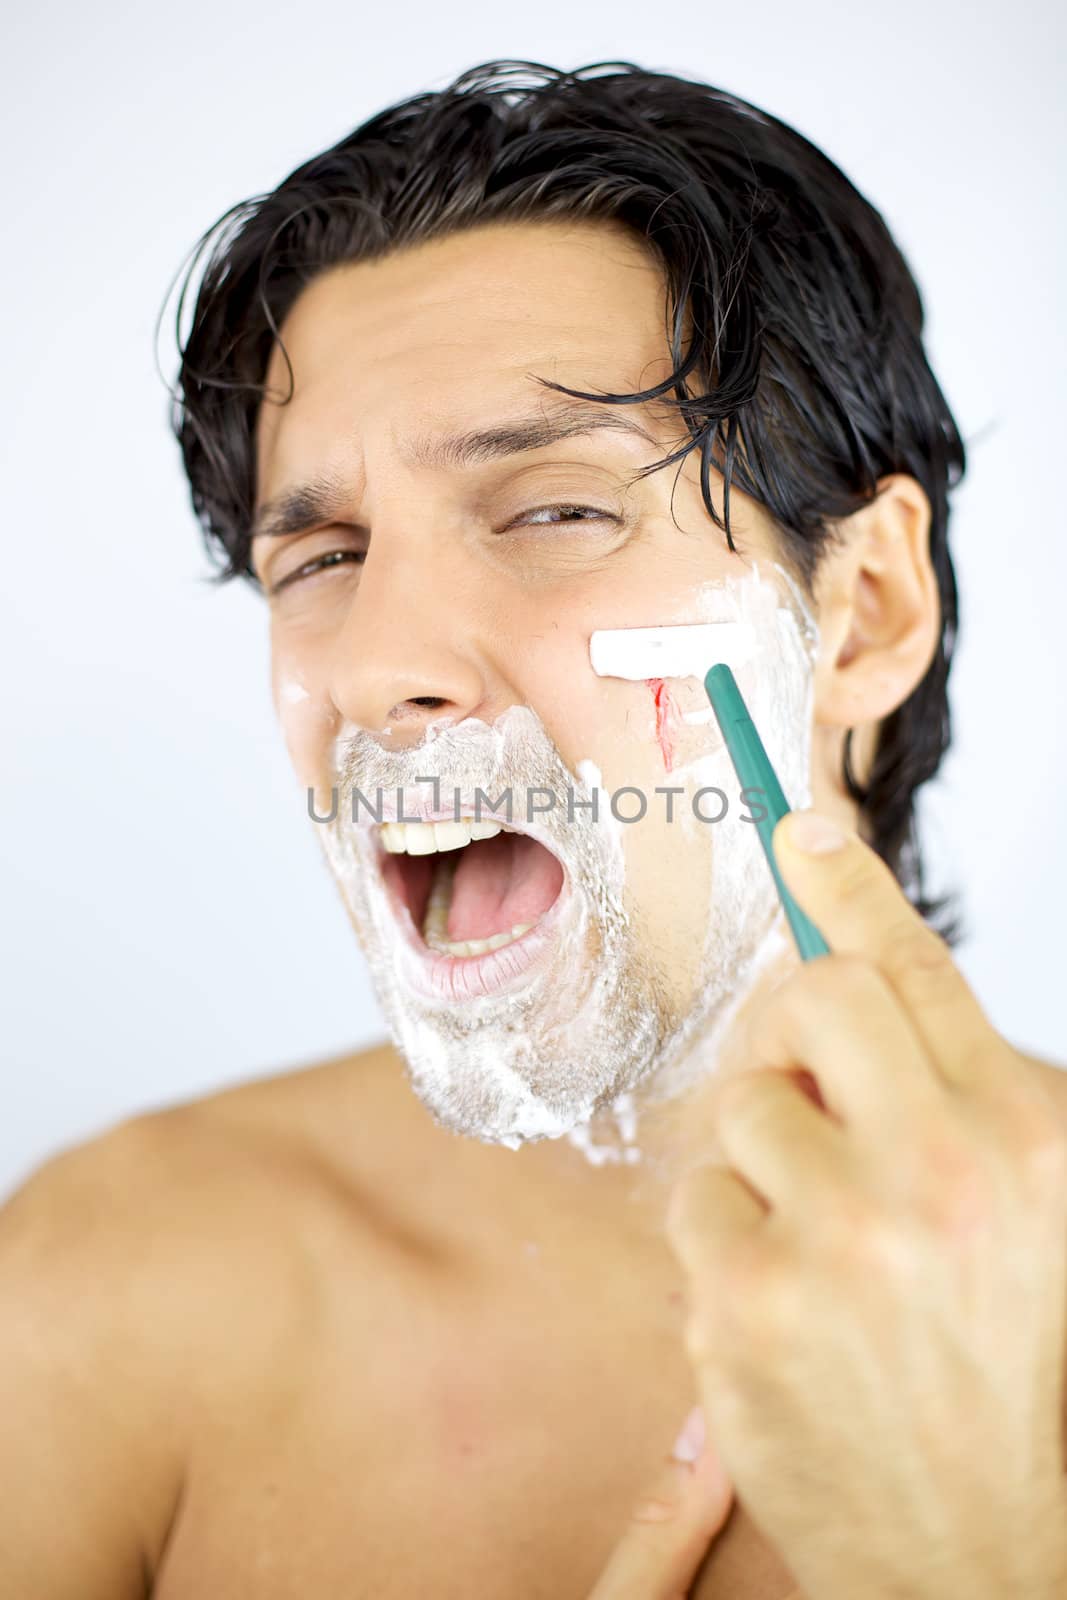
[
  {"xmin": 270, "ymin": 548, "xmax": 364, "ymax": 595},
  {"xmin": 512, "ymin": 503, "xmax": 616, "ymax": 529},
  {"xmin": 268, "ymin": 504, "xmax": 615, "ymax": 594}
]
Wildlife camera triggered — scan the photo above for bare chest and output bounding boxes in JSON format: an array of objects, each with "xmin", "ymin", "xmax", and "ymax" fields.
[{"xmin": 150, "ymin": 1283, "xmax": 799, "ymax": 1599}]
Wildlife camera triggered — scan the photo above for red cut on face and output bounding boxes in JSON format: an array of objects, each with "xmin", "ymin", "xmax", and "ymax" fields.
[{"xmin": 646, "ymin": 677, "xmax": 676, "ymax": 772}]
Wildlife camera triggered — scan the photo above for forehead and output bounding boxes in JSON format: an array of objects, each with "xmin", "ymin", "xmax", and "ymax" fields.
[{"xmin": 255, "ymin": 219, "xmax": 678, "ymax": 483}]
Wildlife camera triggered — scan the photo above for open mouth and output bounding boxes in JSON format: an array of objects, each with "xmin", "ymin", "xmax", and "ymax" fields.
[{"xmin": 376, "ymin": 817, "xmax": 566, "ymax": 959}]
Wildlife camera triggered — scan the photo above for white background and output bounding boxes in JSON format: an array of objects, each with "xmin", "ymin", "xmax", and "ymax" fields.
[{"xmin": 1, "ymin": 0, "xmax": 1063, "ymax": 1197}]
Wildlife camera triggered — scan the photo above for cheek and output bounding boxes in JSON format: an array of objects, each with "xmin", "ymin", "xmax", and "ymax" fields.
[
  {"xmin": 272, "ymin": 660, "xmax": 341, "ymax": 793},
  {"xmin": 555, "ymin": 681, "xmax": 727, "ymax": 993},
  {"xmin": 622, "ymin": 798, "xmax": 719, "ymax": 992},
  {"xmin": 646, "ymin": 678, "xmax": 677, "ymax": 770},
  {"xmin": 559, "ymin": 671, "xmax": 725, "ymax": 791}
]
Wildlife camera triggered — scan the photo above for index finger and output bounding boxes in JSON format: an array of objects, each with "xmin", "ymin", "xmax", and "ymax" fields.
[{"xmin": 772, "ymin": 810, "xmax": 994, "ymax": 1089}]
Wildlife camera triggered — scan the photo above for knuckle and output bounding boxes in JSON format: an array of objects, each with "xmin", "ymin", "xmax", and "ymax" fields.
[
  {"xmin": 825, "ymin": 1197, "xmax": 911, "ymax": 1274},
  {"xmin": 681, "ymin": 1279, "xmax": 732, "ymax": 1367},
  {"xmin": 760, "ymin": 956, "xmax": 873, "ymax": 1039},
  {"xmin": 750, "ymin": 981, "xmax": 806, "ymax": 1057},
  {"xmin": 829, "ymin": 851, "xmax": 879, "ymax": 913},
  {"xmin": 629, "ymin": 1479, "xmax": 687, "ymax": 1526},
  {"xmin": 680, "ymin": 1278, "xmax": 730, "ymax": 1368},
  {"xmin": 909, "ymin": 1134, "xmax": 992, "ymax": 1235},
  {"xmin": 760, "ymin": 1269, "xmax": 805, "ymax": 1334},
  {"xmin": 881, "ymin": 921, "xmax": 952, "ymax": 987},
  {"xmin": 719, "ymin": 1240, "xmax": 765, "ymax": 1304},
  {"xmin": 688, "ymin": 1244, "xmax": 796, "ymax": 1357},
  {"xmin": 822, "ymin": 952, "xmax": 883, "ymax": 1008},
  {"xmin": 715, "ymin": 1072, "xmax": 775, "ymax": 1140},
  {"xmin": 785, "ymin": 954, "xmax": 880, "ymax": 1017},
  {"xmin": 725, "ymin": 1248, "xmax": 804, "ymax": 1338}
]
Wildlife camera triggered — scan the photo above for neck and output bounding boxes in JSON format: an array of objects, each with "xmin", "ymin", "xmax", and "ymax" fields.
[{"xmin": 501, "ymin": 935, "xmax": 800, "ymax": 1250}]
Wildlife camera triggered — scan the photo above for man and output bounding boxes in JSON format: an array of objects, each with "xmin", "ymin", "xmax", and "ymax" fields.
[{"xmin": 3, "ymin": 59, "xmax": 1064, "ymax": 1598}]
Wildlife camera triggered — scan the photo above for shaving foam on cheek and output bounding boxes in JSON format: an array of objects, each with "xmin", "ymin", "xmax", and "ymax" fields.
[
  {"xmin": 300, "ymin": 564, "xmax": 816, "ymax": 1161},
  {"xmin": 667, "ymin": 565, "xmax": 818, "ymax": 1099},
  {"xmin": 582, "ymin": 563, "xmax": 819, "ymax": 1108},
  {"xmin": 316, "ymin": 706, "xmax": 667, "ymax": 1151}
]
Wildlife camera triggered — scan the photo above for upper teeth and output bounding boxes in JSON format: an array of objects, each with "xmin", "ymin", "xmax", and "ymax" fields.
[{"xmin": 379, "ymin": 818, "xmax": 504, "ymax": 855}]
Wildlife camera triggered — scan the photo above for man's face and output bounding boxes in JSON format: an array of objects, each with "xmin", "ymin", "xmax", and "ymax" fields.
[{"xmin": 252, "ymin": 219, "xmax": 816, "ymax": 1148}]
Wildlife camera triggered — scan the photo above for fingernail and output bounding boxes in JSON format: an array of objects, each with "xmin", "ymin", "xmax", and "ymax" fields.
[
  {"xmin": 786, "ymin": 810, "xmax": 846, "ymax": 854},
  {"xmin": 671, "ymin": 1405, "xmax": 706, "ymax": 1464}
]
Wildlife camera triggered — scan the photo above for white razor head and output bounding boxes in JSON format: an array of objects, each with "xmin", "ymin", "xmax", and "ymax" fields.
[{"xmin": 589, "ymin": 622, "xmax": 757, "ymax": 681}]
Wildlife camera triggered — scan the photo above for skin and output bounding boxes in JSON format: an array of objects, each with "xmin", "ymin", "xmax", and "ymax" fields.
[
  {"xmin": 260, "ymin": 218, "xmax": 802, "ymax": 1094},
  {"xmin": 1, "ymin": 219, "xmax": 1064, "ymax": 1599},
  {"xmin": 666, "ymin": 816, "xmax": 1067, "ymax": 1598}
]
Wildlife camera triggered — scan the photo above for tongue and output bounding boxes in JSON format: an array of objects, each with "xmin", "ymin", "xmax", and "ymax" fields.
[{"xmin": 447, "ymin": 832, "xmax": 564, "ymax": 942}]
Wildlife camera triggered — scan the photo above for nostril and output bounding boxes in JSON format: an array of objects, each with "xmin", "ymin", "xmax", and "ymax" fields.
[{"xmin": 409, "ymin": 696, "xmax": 447, "ymax": 707}]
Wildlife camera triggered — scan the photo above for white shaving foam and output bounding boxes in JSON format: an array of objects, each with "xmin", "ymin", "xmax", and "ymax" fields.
[
  {"xmin": 317, "ymin": 705, "xmax": 666, "ymax": 1148},
  {"xmin": 312, "ymin": 560, "xmax": 818, "ymax": 1161},
  {"xmin": 562, "ymin": 560, "xmax": 819, "ymax": 1156}
]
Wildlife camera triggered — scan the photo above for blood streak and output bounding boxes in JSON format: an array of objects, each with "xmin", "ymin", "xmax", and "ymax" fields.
[{"xmin": 646, "ymin": 677, "xmax": 676, "ymax": 771}]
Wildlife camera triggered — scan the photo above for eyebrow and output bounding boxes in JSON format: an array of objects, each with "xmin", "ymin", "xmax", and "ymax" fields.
[{"xmin": 250, "ymin": 401, "xmax": 660, "ymax": 542}]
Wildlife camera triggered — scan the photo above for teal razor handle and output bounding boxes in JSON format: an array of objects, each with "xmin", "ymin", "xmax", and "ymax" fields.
[{"xmin": 704, "ymin": 663, "xmax": 830, "ymax": 962}]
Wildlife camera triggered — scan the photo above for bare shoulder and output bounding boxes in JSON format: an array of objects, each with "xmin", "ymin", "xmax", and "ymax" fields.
[
  {"xmin": 1, "ymin": 1038, "xmax": 433, "ymax": 1382},
  {"xmin": 1, "ymin": 1038, "xmax": 415, "ymax": 1327},
  {"xmin": 0, "ymin": 1096, "xmax": 229, "ymax": 1593},
  {"xmin": 0, "ymin": 1040, "xmax": 412, "ymax": 1594},
  {"xmin": 6, "ymin": 1034, "xmax": 397, "ymax": 1219}
]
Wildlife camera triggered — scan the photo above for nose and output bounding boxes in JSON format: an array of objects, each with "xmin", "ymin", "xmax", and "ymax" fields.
[{"xmin": 328, "ymin": 536, "xmax": 490, "ymax": 745}]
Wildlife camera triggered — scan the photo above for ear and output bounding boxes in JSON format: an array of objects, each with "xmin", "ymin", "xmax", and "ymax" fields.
[{"xmin": 809, "ymin": 474, "xmax": 940, "ymax": 803}]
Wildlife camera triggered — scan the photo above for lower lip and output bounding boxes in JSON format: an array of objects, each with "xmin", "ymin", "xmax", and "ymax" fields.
[{"xmin": 376, "ymin": 846, "xmax": 571, "ymax": 1003}]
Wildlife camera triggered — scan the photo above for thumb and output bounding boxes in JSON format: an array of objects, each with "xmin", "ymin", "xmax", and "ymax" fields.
[{"xmin": 588, "ymin": 1407, "xmax": 734, "ymax": 1599}]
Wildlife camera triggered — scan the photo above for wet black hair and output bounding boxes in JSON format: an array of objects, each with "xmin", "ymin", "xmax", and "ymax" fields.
[{"xmin": 168, "ymin": 58, "xmax": 964, "ymax": 934}]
